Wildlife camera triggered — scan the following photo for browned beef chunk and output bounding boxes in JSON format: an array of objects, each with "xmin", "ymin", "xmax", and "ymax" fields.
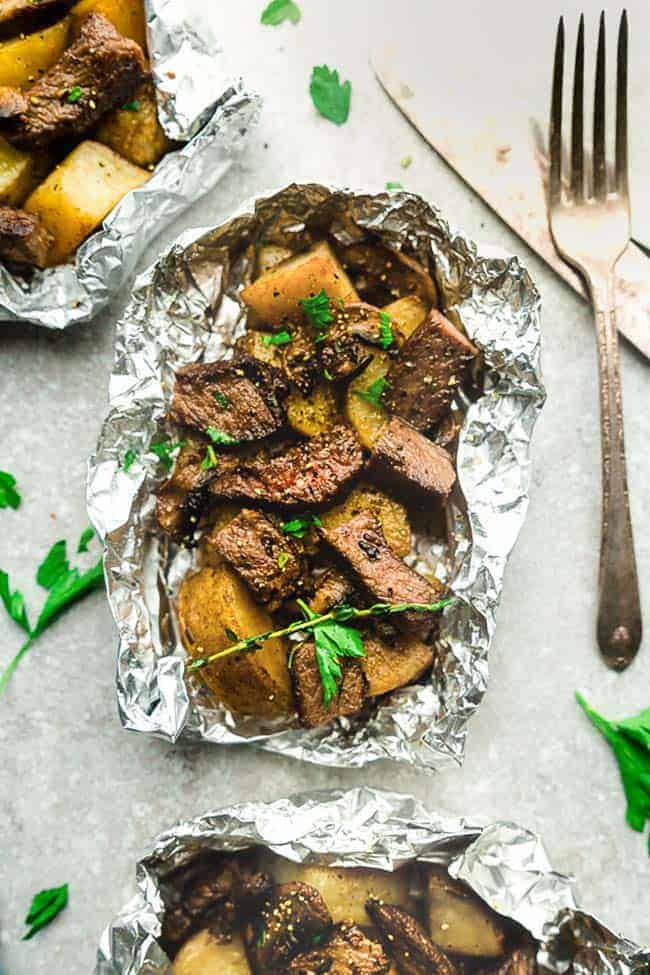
[
  {"xmin": 0, "ymin": 0, "xmax": 72, "ymax": 38},
  {"xmin": 0, "ymin": 205, "xmax": 53, "ymax": 267},
  {"xmin": 322, "ymin": 512, "xmax": 442, "ymax": 641},
  {"xmin": 0, "ymin": 14, "xmax": 147, "ymax": 149},
  {"xmin": 0, "ymin": 87, "xmax": 27, "ymax": 118},
  {"xmin": 366, "ymin": 901, "xmax": 457, "ymax": 975},
  {"xmin": 171, "ymin": 356, "xmax": 289, "ymax": 443},
  {"xmin": 282, "ymin": 324, "xmax": 320, "ymax": 394},
  {"xmin": 155, "ymin": 435, "xmax": 219, "ymax": 540},
  {"xmin": 210, "ymin": 426, "xmax": 365, "ymax": 508},
  {"xmin": 289, "ymin": 923, "xmax": 390, "ymax": 975},
  {"xmin": 320, "ymin": 302, "xmax": 383, "ymax": 382},
  {"xmin": 248, "ymin": 882, "xmax": 332, "ymax": 971},
  {"xmin": 308, "ymin": 568, "xmax": 355, "ymax": 615},
  {"xmin": 292, "ymin": 641, "xmax": 367, "ymax": 728},
  {"xmin": 339, "ymin": 242, "xmax": 437, "ymax": 307},
  {"xmin": 372, "ymin": 416, "xmax": 456, "ymax": 500},
  {"xmin": 482, "ymin": 944, "xmax": 538, "ymax": 975},
  {"xmin": 213, "ymin": 508, "xmax": 306, "ymax": 609},
  {"xmin": 385, "ymin": 309, "xmax": 476, "ymax": 431}
]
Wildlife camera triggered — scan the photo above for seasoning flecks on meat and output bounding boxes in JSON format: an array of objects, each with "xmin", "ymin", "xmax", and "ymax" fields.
[
  {"xmin": 372, "ymin": 416, "xmax": 456, "ymax": 500},
  {"xmin": 366, "ymin": 900, "xmax": 458, "ymax": 975},
  {"xmin": 320, "ymin": 302, "xmax": 384, "ymax": 382},
  {"xmin": 385, "ymin": 309, "xmax": 476, "ymax": 431},
  {"xmin": 213, "ymin": 508, "xmax": 306, "ymax": 610},
  {"xmin": 0, "ymin": 204, "xmax": 53, "ymax": 267},
  {"xmin": 155, "ymin": 435, "xmax": 218, "ymax": 540},
  {"xmin": 0, "ymin": 14, "xmax": 148, "ymax": 149},
  {"xmin": 289, "ymin": 923, "xmax": 391, "ymax": 975},
  {"xmin": 159, "ymin": 854, "xmax": 238, "ymax": 956},
  {"xmin": 322, "ymin": 511, "xmax": 442, "ymax": 641},
  {"xmin": 248, "ymin": 882, "xmax": 332, "ymax": 972},
  {"xmin": 292, "ymin": 641, "xmax": 367, "ymax": 728},
  {"xmin": 0, "ymin": 0, "xmax": 72, "ymax": 38},
  {"xmin": 210, "ymin": 425, "xmax": 365, "ymax": 508},
  {"xmin": 282, "ymin": 324, "xmax": 320, "ymax": 394},
  {"xmin": 308, "ymin": 568, "xmax": 356, "ymax": 616},
  {"xmin": 171, "ymin": 356, "xmax": 289, "ymax": 443}
]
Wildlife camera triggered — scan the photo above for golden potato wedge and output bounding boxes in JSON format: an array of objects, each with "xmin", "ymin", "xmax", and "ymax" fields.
[
  {"xmin": 320, "ymin": 483, "xmax": 411, "ymax": 557},
  {"xmin": 71, "ymin": 0, "xmax": 146, "ymax": 47},
  {"xmin": 287, "ymin": 381, "xmax": 339, "ymax": 438},
  {"xmin": 426, "ymin": 865, "xmax": 506, "ymax": 958},
  {"xmin": 240, "ymin": 241, "xmax": 359, "ymax": 327},
  {"xmin": 0, "ymin": 17, "xmax": 70, "ymax": 87},
  {"xmin": 173, "ymin": 930, "xmax": 251, "ymax": 975},
  {"xmin": 256, "ymin": 243, "xmax": 293, "ymax": 277},
  {"xmin": 0, "ymin": 137, "xmax": 37, "ymax": 206},
  {"xmin": 362, "ymin": 634, "xmax": 433, "ymax": 697},
  {"xmin": 344, "ymin": 351, "xmax": 389, "ymax": 449},
  {"xmin": 25, "ymin": 140, "xmax": 149, "ymax": 265},
  {"xmin": 95, "ymin": 82, "xmax": 169, "ymax": 167},
  {"xmin": 178, "ymin": 564, "xmax": 293, "ymax": 719},
  {"xmin": 259, "ymin": 856, "xmax": 414, "ymax": 926},
  {"xmin": 382, "ymin": 295, "xmax": 428, "ymax": 344}
]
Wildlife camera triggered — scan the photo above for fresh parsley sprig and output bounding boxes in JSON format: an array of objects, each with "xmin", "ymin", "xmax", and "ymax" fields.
[
  {"xmin": 310, "ymin": 65, "xmax": 351, "ymax": 125},
  {"xmin": 297, "ymin": 598, "xmax": 365, "ymax": 704},
  {"xmin": 0, "ymin": 470, "xmax": 20, "ymax": 509},
  {"xmin": 22, "ymin": 884, "xmax": 68, "ymax": 940},
  {"xmin": 261, "ymin": 0, "xmax": 301, "ymax": 25},
  {"xmin": 576, "ymin": 692, "xmax": 650, "ymax": 852}
]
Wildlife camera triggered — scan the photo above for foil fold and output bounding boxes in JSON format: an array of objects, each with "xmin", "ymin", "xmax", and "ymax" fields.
[
  {"xmin": 93, "ymin": 788, "xmax": 649, "ymax": 975},
  {"xmin": 0, "ymin": 0, "xmax": 261, "ymax": 329},
  {"xmin": 88, "ymin": 183, "xmax": 545, "ymax": 768}
]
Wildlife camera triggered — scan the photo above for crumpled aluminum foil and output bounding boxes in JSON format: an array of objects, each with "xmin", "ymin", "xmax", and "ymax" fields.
[
  {"xmin": 87, "ymin": 183, "xmax": 545, "ymax": 769},
  {"xmin": 93, "ymin": 788, "xmax": 650, "ymax": 975},
  {"xmin": 0, "ymin": 0, "xmax": 261, "ymax": 329}
]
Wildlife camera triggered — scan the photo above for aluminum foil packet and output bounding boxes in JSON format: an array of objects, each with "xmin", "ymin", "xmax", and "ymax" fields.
[
  {"xmin": 93, "ymin": 788, "xmax": 650, "ymax": 975},
  {"xmin": 87, "ymin": 182, "xmax": 545, "ymax": 769},
  {"xmin": 0, "ymin": 0, "xmax": 261, "ymax": 329}
]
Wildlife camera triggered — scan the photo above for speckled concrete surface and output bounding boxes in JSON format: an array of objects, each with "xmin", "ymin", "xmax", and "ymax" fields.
[{"xmin": 1, "ymin": 2, "xmax": 649, "ymax": 972}]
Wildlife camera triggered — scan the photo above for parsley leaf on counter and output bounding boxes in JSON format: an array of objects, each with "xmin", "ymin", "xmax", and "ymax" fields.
[
  {"xmin": 576, "ymin": 692, "xmax": 650, "ymax": 849},
  {"xmin": 23, "ymin": 884, "xmax": 68, "ymax": 941},
  {"xmin": 354, "ymin": 376, "xmax": 390, "ymax": 410},
  {"xmin": 309, "ymin": 65, "xmax": 351, "ymax": 125},
  {"xmin": 77, "ymin": 526, "xmax": 95, "ymax": 553},
  {"xmin": 378, "ymin": 311, "xmax": 394, "ymax": 349},
  {"xmin": 36, "ymin": 540, "xmax": 69, "ymax": 590},
  {"xmin": 206, "ymin": 428, "xmax": 240, "ymax": 447},
  {"xmin": 300, "ymin": 290, "xmax": 332, "ymax": 335},
  {"xmin": 385, "ymin": 181, "xmax": 404, "ymax": 191},
  {"xmin": 149, "ymin": 438, "xmax": 187, "ymax": 471},
  {"xmin": 263, "ymin": 330, "xmax": 292, "ymax": 346},
  {"xmin": 261, "ymin": 0, "xmax": 301, "ymax": 25},
  {"xmin": 0, "ymin": 570, "xmax": 30, "ymax": 634},
  {"xmin": 0, "ymin": 470, "xmax": 20, "ymax": 509},
  {"xmin": 281, "ymin": 514, "xmax": 322, "ymax": 539}
]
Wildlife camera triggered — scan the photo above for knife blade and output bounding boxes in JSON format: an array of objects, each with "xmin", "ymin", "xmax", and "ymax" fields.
[{"xmin": 373, "ymin": 51, "xmax": 650, "ymax": 361}]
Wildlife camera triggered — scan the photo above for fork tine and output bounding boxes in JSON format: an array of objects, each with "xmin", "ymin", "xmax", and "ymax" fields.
[
  {"xmin": 615, "ymin": 10, "xmax": 629, "ymax": 194},
  {"xmin": 571, "ymin": 14, "xmax": 585, "ymax": 200},
  {"xmin": 550, "ymin": 17, "xmax": 564, "ymax": 206},
  {"xmin": 593, "ymin": 11, "xmax": 607, "ymax": 199}
]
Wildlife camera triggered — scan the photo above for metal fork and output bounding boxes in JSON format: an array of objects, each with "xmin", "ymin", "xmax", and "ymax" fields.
[{"xmin": 549, "ymin": 11, "xmax": 642, "ymax": 670}]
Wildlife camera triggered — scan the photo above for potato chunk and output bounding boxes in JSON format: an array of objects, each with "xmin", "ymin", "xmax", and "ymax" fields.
[
  {"xmin": 95, "ymin": 82, "xmax": 169, "ymax": 167},
  {"xmin": 260, "ymin": 856, "xmax": 413, "ymax": 927},
  {"xmin": 344, "ymin": 350, "xmax": 389, "ymax": 449},
  {"xmin": 178, "ymin": 564, "xmax": 293, "ymax": 719},
  {"xmin": 173, "ymin": 930, "xmax": 251, "ymax": 975},
  {"xmin": 0, "ymin": 17, "xmax": 70, "ymax": 87},
  {"xmin": 320, "ymin": 483, "xmax": 411, "ymax": 557},
  {"xmin": 362, "ymin": 634, "xmax": 433, "ymax": 696},
  {"xmin": 241, "ymin": 241, "xmax": 358, "ymax": 327},
  {"xmin": 24, "ymin": 140, "xmax": 149, "ymax": 264},
  {"xmin": 0, "ymin": 137, "xmax": 36, "ymax": 205},
  {"xmin": 426, "ymin": 865, "xmax": 506, "ymax": 958},
  {"xmin": 287, "ymin": 381, "xmax": 339, "ymax": 438},
  {"xmin": 382, "ymin": 295, "xmax": 428, "ymax": 344},
  {"xmin": 71, "ymin": 0, "xmax": 146, "ymax": 47}
]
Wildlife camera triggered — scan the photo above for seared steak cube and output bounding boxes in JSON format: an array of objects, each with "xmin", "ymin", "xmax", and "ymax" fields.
[
  {"xmin": 213, "ymin": 508, "xmax": 306, "ymax": 609},
  {"xmin": 322, "ymin": 512, "xmax": 442, "ymax": 641},
  {"xmin": 249, "ymin": 882, "xmax": 332, "ymax": 971},
  {"xmin": 308, "ymin": 568, "xmax": 356, "ymax": 615},
  {"xmin": 289, "ymin": 923, "xmax": 391, "ymax": 975},
  {"xmin": 210, "ymin": 426, "xmax": 365, "ymax": 508},
  {"xmin": 0, "ymin": 14, "xmax": 148, "ymax": 149},
  {"xmin": 292, "ymin": 642, "xmax": 367, "ymax": 728},
  {"xmin": 385, "ymin": 309, "xmax": 476, "ymax": 430},
  {"xmin": 282, "ymin": 324, "xmax": 321, "ymax": 394},
  {"xmin": 372, "ymin": 416, "xmax": 456, "ymax": 500},
  {"xmin": 320, "ymin": 302, "xmax": 384, "ymax": 382},
  {"xmin": 171, "ymin": 356, "xmax": 289, "ymax": 443},
  {"xmin": 366, "ymin": 900, "xmax": 457, "ymax": 975},
  {"xmin": 0, "ymin": 205, "xmax": 53, "ymax": 268}
]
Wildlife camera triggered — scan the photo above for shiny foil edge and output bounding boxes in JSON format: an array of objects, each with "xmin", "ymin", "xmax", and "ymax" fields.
[
  {"xmin": 92, "ymin": 787, "xmax": 649, "ymax": 975},
  {"xmin": 87, "ymin": 182, "xmax": 546, "ymax": 769},
  {"xmin": 0, "ymin": 0, "xmax": 261, "ymax": 329}
]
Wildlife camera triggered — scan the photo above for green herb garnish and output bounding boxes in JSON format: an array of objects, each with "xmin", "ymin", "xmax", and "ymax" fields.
[
  {"xmin": 378, "ymin": 311, "xmax": 394, "ymax": 349},
  {"xmin": 297, "ymin": 598, "xmax": 365, "ymax": 705},
  {"xmin": 213, "ymin": 389, "xmax": 230, "ymax": 408},
  {"xmin": 0, "ymin": 570, "xmax": 30, "ymax": 634},
  {"xmin": 277, "ymin": 551, "xmax": 290, "ymax": 570},
  {"xmin": 261, "ymin": 0, "xmax": 300, "ymax": 25},
  {"xmin": 76, "ymin": 526, "xmax": 94, "ymax": 554},
  {"xmin": 280, "ymin": 514, "xmax": 322, "ymax": 539},
  {"xmin": 300, "ymin": 290, "xmax": 333, "ymax": 338},
  {"xmin": 206, "ymin": 428, "xmax": 240, "ymax": 446},
  {"xmin": 354, "ymin": 376, "xmax": 390, "ymax": 409},
  {"xmin": 309, "ymin": 65, "xmax": 351, "ymax": 125},
  {"xmin": 66, "ymin": 86, "xmax": 83, "ymax": 104},
  {"xmin": 122, "ymin": 449, "xmax": 137, "ymax": 472},
  {"xmin": 385, "ymin": 181, "xmax": 404, "ymax": 191},
  {"xmin": 200, "ymin": 445, "xmax": 219, "ymax": 471},
  {"xmin": 401, "ymin": 155, "xmax": 413, "ymax": 169},
  {"xmin": 576, "ymin": 692, "xmax": 650, "ymax": 851},
  {"xmin": 122, "ymin": 100, "xmax": 140, "ymax": 111},
  {"xmin": 149, "ymin": 438, "xmax": 187, "ymax": 471},
  {"xmin": 0, "ymin": 470, "xmax": 20, "ymax": 509},
  {"xmin": 262, "ymin": 330, "xmax": 293, "ymax": 346},
  {"xmin": 22, "ymin": 884, "xmax": 68, "ymax": 941}
]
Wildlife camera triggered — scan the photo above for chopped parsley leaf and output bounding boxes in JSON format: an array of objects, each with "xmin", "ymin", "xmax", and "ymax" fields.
[
  {"xmin": 309, "ymin": 65, "xmax": 351, "ymax": 125},
  {"xmin": 206, "ymin": 428, "xmax": 240, "ymax": 446},
  {"xmin": 122, "ymin": 449, "xmax": 137, "ymax": 472},
  {"xmin": 149, "ymin": 438, "xmax": 187, "ymax": 471},
  {"xmin": 281, "ymin": 514, "xmax": 322, "ymax": 539},
  {"xmin": 385, "ymin": 181, "xmax": 404, "ymax": 191},
  {"xmin": 200, "ymin": 445, "xmax": 219, "ymax": 471},
  {"xmin": 378, "ymin": 311, "xmax": 394, "ymax": 349},
  {"xmin": 122, "ymin": 100, "xmax": 140, "ymax": 112},
  {"xmin": 277, "ymin": 551, "xmax": 290, "ymax": 570},
  {"xmin": 22, "ymin": 884, "xmax": 68, "ymax": 941},
  {"xmin": 0, "ymin": 470, "xmax": 20, "ymax": 510},
  {"xmin": 213, "ymin": 389, "xmax": 231, "ymax": 408},
  {"xmin": 261, "ymin": 0, "xmax": 300, "ymax": 25},
  {"xmin": 353, "ymin": 376, "xmax": 390, "ymax": 410},
  {"xmin": 67, "ymin": 86, "xmax": 83, "ymax": 104},
  {"xmin": 262, "ymin": 330, "xmax": 292, "ymax": 346},
  {"xmin": 300, "ymin": 290, "xmax": 333, "ymax": 337}
]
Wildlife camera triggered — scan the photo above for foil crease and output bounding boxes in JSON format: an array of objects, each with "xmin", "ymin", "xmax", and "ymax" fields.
[
  {"xmin": 92, "ymin": 788, "xmax": 649, "ymax": 975},
  {"xmin": 0, "ymin": 0, "xmax": 261, "ymax": 329},
  {"xmin": 87, "ymin": 183, "xmax": 545, "ymax": 768}
]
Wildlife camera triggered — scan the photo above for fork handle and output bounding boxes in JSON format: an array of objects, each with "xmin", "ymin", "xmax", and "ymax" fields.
[{"xmin": 588, "ymin": 271, "xmax": 642, "ymax": 669}]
